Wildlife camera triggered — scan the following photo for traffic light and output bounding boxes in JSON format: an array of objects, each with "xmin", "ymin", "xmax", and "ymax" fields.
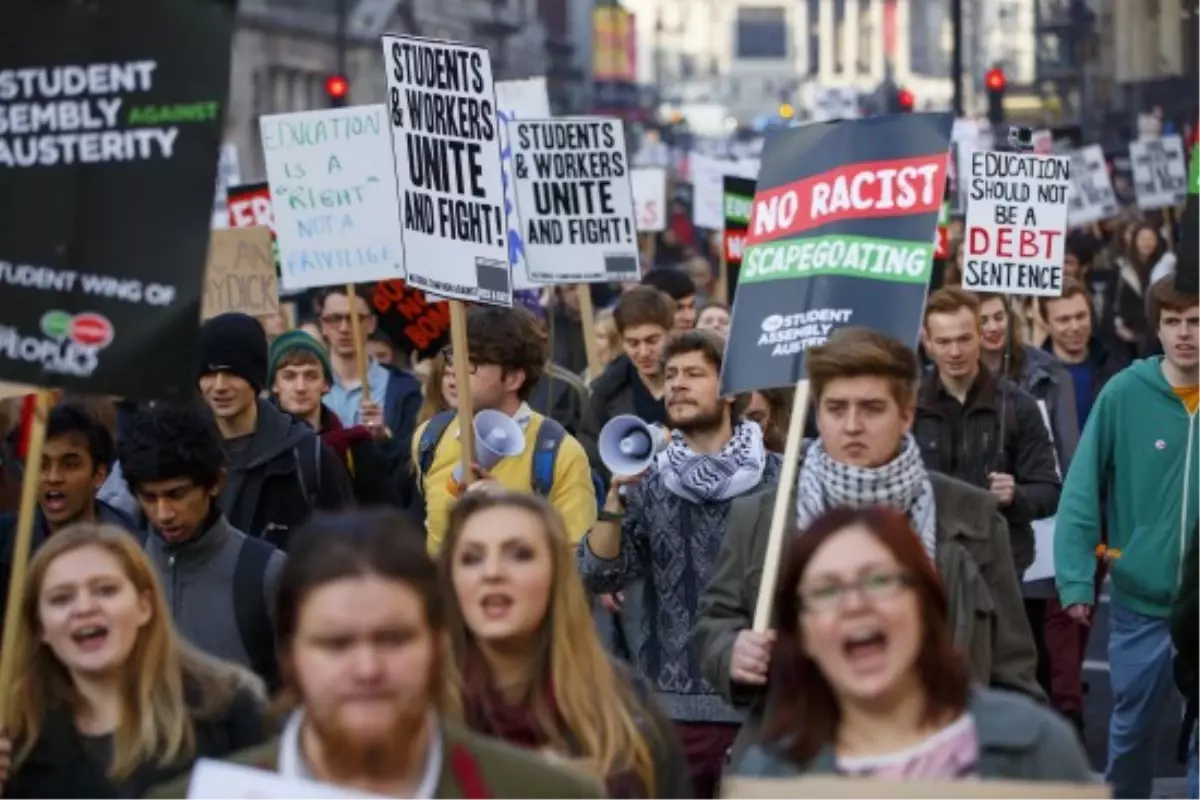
[
  {"xmin": 324, "ymin": 74, "xmax": 349, "ymax": 108},
  {"xmin": 896, "ymin": 88, "xmax": 915, "ymax": 112},
  {"xmin": 985, "ymin": 67, "xmax": 1006, "ymax": 124}
]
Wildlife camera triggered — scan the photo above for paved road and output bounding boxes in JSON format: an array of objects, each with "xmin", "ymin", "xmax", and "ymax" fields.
[{"xmin": 1081, "ymin": 586, "xmax": 1190, "ymax": 797}]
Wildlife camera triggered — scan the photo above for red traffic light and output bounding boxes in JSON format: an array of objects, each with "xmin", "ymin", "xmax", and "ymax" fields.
[
  {"xmin": 324, "ymin": 74, "xmax": 349, "ymax": 100},
  {"xmin": 897, "ymin": 89, "xmax": 915, "ymax": 111},
  {"xmin": 985, "ymin": 68, "xmax": 1006, "ymax": 92}
]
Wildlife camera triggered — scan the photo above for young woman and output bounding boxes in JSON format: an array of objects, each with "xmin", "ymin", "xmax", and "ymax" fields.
[
  {"xmin": 1112, "ymin": 222, "xmax": 1175, "ymax": 356},
  {"xmin": 735, "ymin": 506, "xmax": 1094, "ymax": 782},
  {"xmin": 592, "ymin": 307, "xmax": 621, "ymax": 373},
  {"xmin": 0, "ymin": 524, "xmax": 266, "ymax": 798},
  {"xmin": 418, "ymin": 351, "xmax": 457, "ymax": 425},
  {"xmin": 440, "ymin": 491, "xmax": 692, "ymax": 798}
]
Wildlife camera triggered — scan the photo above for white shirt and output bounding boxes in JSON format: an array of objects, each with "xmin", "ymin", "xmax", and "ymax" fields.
[{"xmin": 277, "ymin": 709, "xmax": 444, "ymax": 798}]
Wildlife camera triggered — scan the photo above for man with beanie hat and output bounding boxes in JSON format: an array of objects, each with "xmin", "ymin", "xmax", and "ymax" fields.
[
  {"xmin": 268, "ymin": 330, "xmax": 406, "ymax": 507},
  {"xmin": 198, "ymin": 313, "xmax": 352, "ymax": 550}
]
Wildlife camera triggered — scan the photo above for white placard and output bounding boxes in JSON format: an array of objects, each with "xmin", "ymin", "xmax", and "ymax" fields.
[
  {"xmin": 1067, "ymin": 145, "xmax": 1119, "ymax": 227},
  {"xmin": 962, "ymin": 151, "xmax": 1070, "ymax": 297},
  {"xmin": 187, "ymin": 759, "xmax": 385, "ymax": 799},
  {"xmin": 631, "ymin": 166, "xmax": 667, "ymax": 232},
  {"xmin": 381, "ymin": 35, "xmax": 510, "ymax": 306},
  {"xmin": 260, "ymin": 106, "xmax": 407, "ymax": 291},
  {"xmin": 691, "ymin": 153, "xmax": 759, "ymax": 230},
  {"xmin": 509, "ymin": 117, "xmax": 640, "ymax": 284},
  {"xmin": 495, "ymin": 77, "xmax": 550, "ymax": 291},
  {"xmin": 1130, "ymin": 134, "xmax": 1188, "ymax": 210},
  {"xmin": 1024, "ymin": 399, "xmax": 1059, "ymax": 583}
]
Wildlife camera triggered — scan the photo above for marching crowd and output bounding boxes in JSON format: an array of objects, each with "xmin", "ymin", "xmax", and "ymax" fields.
[{"xmin": 0, "ymin": 207, "xmax": 1194, "ymax": 799}]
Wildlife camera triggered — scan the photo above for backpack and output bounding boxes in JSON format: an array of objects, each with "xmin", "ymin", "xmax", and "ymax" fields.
[
  {"xmin": 232, "ymin": 536, "xmax": 280, "ymax": 690},
  {"xmin": 292, "ymin": 436, "xmax": 323, "ymax": 509},
  {"xmin": 417, "ymin": 410, "xmax": 604, "ymax": 505}
]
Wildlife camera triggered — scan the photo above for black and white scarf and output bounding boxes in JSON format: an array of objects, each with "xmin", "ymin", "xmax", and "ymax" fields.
[
  {"xmin": 656, "ymin": 421, "xmax": 768, "ymax": 503},
  {"xmin": 795, "ymin": 434, "xmax": 938, "ymax": 561}
]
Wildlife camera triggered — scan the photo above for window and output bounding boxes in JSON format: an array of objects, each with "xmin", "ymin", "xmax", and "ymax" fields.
[{"xmin": 736, "ymin": 6, "xmax": 788, "ymax": 59}]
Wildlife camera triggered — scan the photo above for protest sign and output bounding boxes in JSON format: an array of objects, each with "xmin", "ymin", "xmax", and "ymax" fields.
[
  {"xmin": 1067, "ymin": 144, "xmax": 1119, "ymax": 227},
  {"xmin": 371, "ymin": 279, "xmax": 452, "ymax": 360},
  {"xmin": 227, "ymin": 181, "xmax": 274, "ymax": 231},
  {"xmin": 962, "ymin": 151, "xmax": 1070, "ymax": 297},
  {"xmin": 509, "ymin": 117, "xmax": 640, "ymax": 283},
  {"xmin": 381, "ymin": 34, "xmax": 510, "ymax": 306},
  {"xmin": 0, "ymin": 0, "xmax": 234, "ymax": 401},
  {"xmin": 692, "ymin": 153, "xmax": 760, "ymax": 230},
  {"xmin": 1130, "ymin": 135, "xmax": 1188, "ymax": 210},
  {"xmin": 202, "ymin": 227, "xmax": 278, "ymax": 319},
  {"xmin": 188, "ymin": 758, "xmax": 384, "ymax": 799},
  {"xmin": 261, "ymin": 105, "xmax": 407, "ymax": 291},
  {"xmin": 720, "ymin": 114, "xmax": 951, "ymax": 396},
  {"xmin": 495, "ymin": 77, "xmax": 550, "ymax": 291},
  {"xmin": 723, "ymin": 176, "xmax": 753, "ymax": 303},
  {"xmin": 631, "ymin": 167, "xmax": 667, "ymax": 232},
  {"xmin": 723, "ymin": 775, "xmax": 1108, "ymax": 799}
]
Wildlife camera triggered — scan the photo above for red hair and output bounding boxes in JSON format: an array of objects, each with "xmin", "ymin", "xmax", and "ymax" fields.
[{"xmin": 761, "ymin": 506, "xmax": 970, "ymax": 766}]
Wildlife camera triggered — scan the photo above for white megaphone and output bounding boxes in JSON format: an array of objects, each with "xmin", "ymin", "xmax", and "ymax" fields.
[
  {"xmin": 452, "ymin": 409, "xmax": 526, "ymax": 481},
  {"xmin": 599, "ymin": 415, "xmax": 669, "ymax": 476}
]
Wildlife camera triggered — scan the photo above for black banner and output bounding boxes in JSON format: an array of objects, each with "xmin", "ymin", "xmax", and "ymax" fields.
[
  {"xmin": 0, "ymin": 0, "xmax": 235, "ymax": 401},
  {"xmin": 722, "ymin": 175, "xmax": 754, "ymax": 304}
]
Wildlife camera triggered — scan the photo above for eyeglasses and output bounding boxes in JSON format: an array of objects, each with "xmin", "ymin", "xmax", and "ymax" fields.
[
  {"xmin": 442, "ymin": 348, "xmax": 479, "ymax": 375},
  {"xmin": 797, "ymin": 571, "xmax": 913, "ymax": 616},
  {"xmin": 320, "ymin": 312, "xmax": 372, "ymax": 328}
]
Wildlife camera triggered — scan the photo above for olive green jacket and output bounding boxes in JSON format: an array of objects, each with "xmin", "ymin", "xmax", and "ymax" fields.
[{"xmin": 144, "ymin": 719, "xmax": 604, "ymax": 799}]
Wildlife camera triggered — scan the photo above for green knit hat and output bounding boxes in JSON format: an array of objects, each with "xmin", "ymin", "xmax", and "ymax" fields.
[{"xmin": 267, "ymin": 329, "xmax": 333, "ymax": 386}]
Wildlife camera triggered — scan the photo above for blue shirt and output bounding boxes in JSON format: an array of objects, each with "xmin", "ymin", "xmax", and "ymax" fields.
[
  {"xmin": 323, "ymin": 359, "xmax": 390, "ymax": 426},
  {"xmin": 1065, "ymin": 361, "xmax": 1095, "ymax": 432}
]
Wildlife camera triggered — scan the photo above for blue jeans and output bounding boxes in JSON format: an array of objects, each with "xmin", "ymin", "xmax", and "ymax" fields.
[{"xmin": 1106, "ymin": 603, "xmax": 1178, "ymax": 799}]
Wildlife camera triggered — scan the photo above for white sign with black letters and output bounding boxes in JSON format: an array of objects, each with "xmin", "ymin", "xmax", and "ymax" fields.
[
  {"xmin": 508, "ymin": 117, "xmax": 640, "ymax": 284},
  {"xmin": 1067, "ymin": 145, "xmax": 1119, "ymax": 227},
  {"xmin": 1130, "ymin": 134, "xmax": 1188, "ymax": 211},
  {"xmin": 631, "ymin": 166, "xmax": 667, "ymax": 232},
  {"xmin": 962, "ymin": 151, "xmax": 1070, "ymax": 297},
  {"xmin": 381, "ymin": 34, "xmax": 510, "ymax": 306},
  {"xmin": 495, "ymin": 77, "xmax": 550, "ymax": 291}
]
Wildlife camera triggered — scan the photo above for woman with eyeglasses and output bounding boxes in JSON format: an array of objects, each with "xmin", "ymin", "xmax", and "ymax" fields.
[{"xmin": 735, "ymin": 506, "xmax": 1094, "ymax": 783}]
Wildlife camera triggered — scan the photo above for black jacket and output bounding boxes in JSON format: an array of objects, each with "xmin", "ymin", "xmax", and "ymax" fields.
[
  {"xmin": 915, "ymin": 368, "xmax": 1061, "ymax": 574},
  {"xmin": 5, "ymin": 684, "xmax": 265, "ymax": 798},
  {"xmin": 315, "ymin": 405, "xmax": 403, "ymax": 507},
  {"xmin": 218, "ymin": 399, "xmax": 353, "ymax": 551},
  {"xmin": 578, "ymin": 355, "xmax": 642, "ymax": 482},
  {"xmin": 528, "ymin": 361, "xmax": 590, "ymax": 436}
]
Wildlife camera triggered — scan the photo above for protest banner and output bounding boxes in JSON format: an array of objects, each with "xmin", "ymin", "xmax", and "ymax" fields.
[
  {"xmin": 495, "ymin": 77, "xmax": 550, "ymax": 291},
  {"xmin": 1130, "ymin": 134, "xmax": 1188, "ymax": 211},
  {"xmin": 188, "ymin": 758, "xmax": 384, "ymax": 799},
  {"xmin": 722, "ymin": 176, "xmax": 754, "ymax": 303},
  {"xmin": 227, "ymin": 181, "xmax": 274, "ymax": 230},
  {"xmin": 381, "ymin": 34, "xmax": 510, "ymax": 307},
  {"xmin": 260, "ymin": 105, "xmax": 407, "ymax": 291},
  {"xmin": 509, "ymin": 117, "xmax": 640, "ymax": 284},
  {"xmin": 962, "ymin": 151, "xmax": 1070, "ymax": 297},
  {"xmin": 371, "ymin": 279, "xmax": 452, "ymax": 360},
  {"xmin": 0, "ymin": 0, "xmax": 234, "ymax": 402},
  {"xmin": 691, "ymin": 153, "xmax": 760, "ymax": 230},
  {"xmin": 723, "ymin": 775, "xmax": 1108, "ymax": 799},
  {"xmin": 202, "ymin": 227, "xmax": 279, "ymax": 319},
  {"xmin": 632, "ymin": 166, "xmax": 667, "ymax": 232},
  {"xmin": 1067, "ymin": 144, "xmax": 1119, "ymax": 227}
]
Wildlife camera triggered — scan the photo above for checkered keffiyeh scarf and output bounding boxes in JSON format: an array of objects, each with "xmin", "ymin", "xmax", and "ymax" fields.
[
  {"xmin": 657, "ymin": 421, "xmax": 768, "ymax": 503},
  {"xmin": 795, "ymin": 434, "xmax": 938, "ymax": 562}
]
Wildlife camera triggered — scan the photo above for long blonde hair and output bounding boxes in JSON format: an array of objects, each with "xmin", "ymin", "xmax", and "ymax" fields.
[
  {"xmin": 418, "ymin": 352, "xmax": 453, "ymax": 424},
  {"xmin": 3, "ymin": 524, "xmax": 261, "ymax": 779},
  {"xmin": 439, "ymin": 492, "xmax": 657, "ymax": 794}
]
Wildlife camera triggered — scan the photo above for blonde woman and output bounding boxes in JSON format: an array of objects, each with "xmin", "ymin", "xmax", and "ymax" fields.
[
  {"xmin": 592, "ymin": 307, "xmax": 621, "ymax": 374},
  {"xmin": 0, "ymin": 524, "xmax": 266, "ymax": 798},
  {"xmin": 418, "ymin": 350, "xmax": 457, "ymax": 425},
  {"xmin": 439, "ymin": 490, "xmax": 693, "ymax": 798}
]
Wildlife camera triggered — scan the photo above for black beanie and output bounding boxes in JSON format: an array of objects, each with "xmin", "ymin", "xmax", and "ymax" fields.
[{"xmin": 198, "ymin": 312, "xmax": 268, "ymax": 392}]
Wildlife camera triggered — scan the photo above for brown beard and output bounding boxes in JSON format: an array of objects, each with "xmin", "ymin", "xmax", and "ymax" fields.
[{"xmin": 303, "ymin": 697, "xmax": 432, "ymax": 783}]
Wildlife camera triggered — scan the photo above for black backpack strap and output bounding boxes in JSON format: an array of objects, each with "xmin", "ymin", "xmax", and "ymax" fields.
[
  {"xmin": 233, "ymin": 537, "xmax": 279, "ymax": 689},
  {"xmin": 293, "ymin": 436, "xmax": 324, "ymax": 510},
  {"xmin": 417, "ymin": 410, "xmax": 458, "ymax": 478},
  {"xmin": 530, "ymin": 417, "xmax": 566, "ymax": 497}
]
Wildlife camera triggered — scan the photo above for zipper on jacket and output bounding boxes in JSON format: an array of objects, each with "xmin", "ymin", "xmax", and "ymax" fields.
[
  {"xmin": 168, "ymin": 553, "xmax": 180, "ymax": 619},
  {"xmin": 1179, "ymin": 412, "xmax": 1196, "ymax": 589}
]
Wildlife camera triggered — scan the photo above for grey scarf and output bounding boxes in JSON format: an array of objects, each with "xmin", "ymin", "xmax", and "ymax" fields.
[
  {"xmin": 795, "ymin": 435, "xmax": 938, "ymax": 562},
  {"xmin": 657, "ymin": 421, "xmax": 768, "ymax": 503}
]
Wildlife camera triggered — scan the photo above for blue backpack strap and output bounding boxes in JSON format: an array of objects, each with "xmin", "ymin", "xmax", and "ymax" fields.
[
  {"xmin": 418, "ymin": 410, "xmax": 458, "ymax": 477},
  {"xmin": 530, "ymin": 417, "xmax": 566, "ymax": 497}
]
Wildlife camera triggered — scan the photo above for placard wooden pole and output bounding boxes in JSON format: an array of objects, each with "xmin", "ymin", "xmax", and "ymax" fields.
[
  {"xmin": 345, "ymin": 283, "xmax": 371, "ymax": 405},
  {"xmin": 0, "ymin": 389, "xmax": 53, "ymax": 716},
  {"xmin": 752, "ymin": 380, "xmax": 811, "ymax": 632},
  {"xmin": 714, "ymin": 247, "xmax": 730, "ymax": 306},
  {"xmin": 641, "ymin": 232, "xmax": 656, "ymax": 269},
  {"xmin": 449, "ymin": 300, "xmax": 476, "ymax": 486},
  {"xmin": 576, "ymin": 284, "xmax": 602, "ymax": 381}
]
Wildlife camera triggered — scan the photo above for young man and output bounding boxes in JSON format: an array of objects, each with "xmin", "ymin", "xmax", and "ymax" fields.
[
  {"xmin": 119, "ymin": 404, "xmax": 286, "ymax": 688},
  {"xmin": 642, "ymin": 267, "xmax": 698, "ymax": 332},
  {"xmin": 0, "ymin": 403, "xmax": 138, "ymax": 626},
  {"xmin": 1039, "ymin": 279, "xmax": 1128, "ymax": 430},
  {"xmin": 316, "ymin": 286, "xmax": 422, "ymax": 457},
  {"xmin": 692, "ymin": 327, "xmax": 1040, "ymax": 769},
  {"xmin": 578, "ymin": 330, "xmax": 782, "ymax": 798},
  {"xmin": 1055, "ymin": 277, "xmax": 1199, "ymax": 799},
  {"xmin": 579, "ymin": 286, "xmax": 675, "ymax": 480},
  {"xmin": 412, "ymin": 305, "xmax": 596, "ymax": 554},
  {"xmin": 197, "ymin": 312, "xmax": 352, "ymax": 550},
  {"xmin": 917, "ymin": 287, "xmax": 1061, "ymax": 575},
  {"xmin": 150, "ymin": 508, "xmax": 601, "ymax": 799},
  {"xmin": 268, "ymin": 329, "xmax": 406, "ymax": 507}
]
